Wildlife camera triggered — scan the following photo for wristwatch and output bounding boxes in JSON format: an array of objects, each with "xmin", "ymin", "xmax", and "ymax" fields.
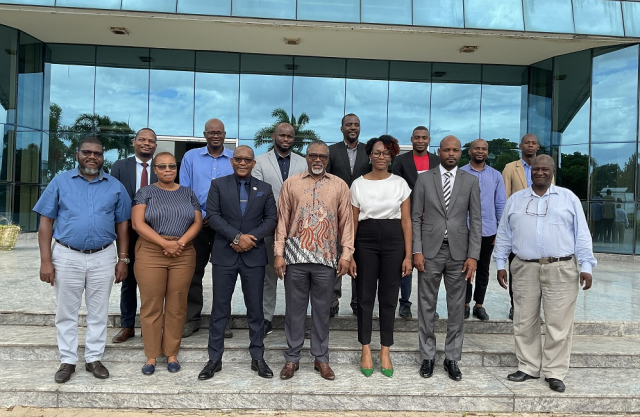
[
  {"xmin": 233, "ymin": 233, "xmax": 242, "ymax": 245},
  {"xmin": 118, "ymin": 257, "xmax": 130, "ymax": 264}
]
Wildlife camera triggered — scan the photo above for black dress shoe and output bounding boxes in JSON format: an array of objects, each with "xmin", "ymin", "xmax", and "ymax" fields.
[
  {"xmin": 399, "ymin": 305, "xmax": 412, "ymax": 318},
  {"xmin": 545, "ymin": 377, "xmax": 566, "ymax": 392},
  {"xmin": 464, "ymin": 305, "xmax": 470, "ymax": 319},
  {"xmin": 251, "ymin": 359, "xmax": 274, "ymax": 378},
  {"xmin": 419, "ymin": 359, "xmax": 434, "ymax": 378},
  {"xmin": 182, "ymin": 321, "xmax": 199, "ymax": 338},
  {"xmin": 329, "ymin": 306, "xmax": 339, "ymax": 318},
  {"xmin": 508, "ymin": 306, "xmax": 514, "ymax": 320},
  {"xmin": 224, "ymin": 324, "xmax": 233, "ymax": 339},
  {"xmin": 198, "ymin": 360, "xmax": 222, "ymax": 380},
  {"xmin": 264, "ymin": 320, "xmax": 273, "ymax": 337},
  {"xmin": 85, "ymin": 361, "xmax": 109, "ymax": 379},
  {"xmin": 443, "ymin": 359, "xmax": 462, "ymax": 381},
  {"xmin": 473, "ymin": 306, "xmax": 490, "ymax": 321},
  {"xmin": 54, "ymin": 363, "xmax": 75, "ymax": 383},
  {"xmin": 507, "ymin": 370, "xmax": 539, "ymax": 382}
]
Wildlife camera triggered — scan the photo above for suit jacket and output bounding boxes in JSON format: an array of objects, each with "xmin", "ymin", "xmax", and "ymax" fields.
[
  {"xmin": 252, "ymin": 149, "xmax": 306, "ymax": 204},
  {"xmin": 502, "ymin": 159, "xmax": 555, "ymax": 199},
  {"xmin": 110, "ymin": 156, "xmax": 158, "ymax": 201},
  {"xmin": 327, "ymin": 141, "xmax": 371, "ymax": 188},
  {"xmin": 391, "ymin": 151, "xmax": 440, "ymax": 190},
  {"xmin": 411, "ymin": 167, "xmax": 482, "ymax": 261},
  {"xmin": 205, "ymin": 174, "xmax": 277, "ymax": 267}
]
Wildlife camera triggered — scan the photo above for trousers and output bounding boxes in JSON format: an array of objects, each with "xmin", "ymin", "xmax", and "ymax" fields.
[{"xmin": 465, "ymin": 235, "xmax": 495, "ymax": 305}]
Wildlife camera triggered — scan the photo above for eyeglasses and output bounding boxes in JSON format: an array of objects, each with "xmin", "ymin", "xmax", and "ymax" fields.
[
  {"xmin": 525, "ymin": 198, "xmax": 549, "ymax": 217},
  {"xmin": 372, "ymin": 150, "xmax": 392, "ymax": 158},
  {"xmin": 203, "ymin": 130, "xmax": 225, "ymax": 137},
  {"xmin": 79, "ymin": 150, "xmax": 104, "ymax": 158},
  {"xmin": 154, "ymin": 163, "xmax": 177, "ymax": 171},
  {"xmin": 233, "ymin": 157, "xmax": 254, "ymax": 164},
  {"xmin": 307, "ymin": 153, "xmax": 329, "ymax": 161}
]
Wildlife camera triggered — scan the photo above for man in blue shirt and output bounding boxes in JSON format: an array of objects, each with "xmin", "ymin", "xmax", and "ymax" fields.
[
  {"xmin": 180, "ymin": 118, "xmax": 234, "ymax": 338},
  {"xmin": 33, "ymin": 137, "xmax": 131, "ymax": 384},
  {"xmin": 494, "ymin": 154, "xmax": 596, "ymax": 393},
  {"xmin": 460, "ymin": 139, "xmax": 506, "ymax": 321}
]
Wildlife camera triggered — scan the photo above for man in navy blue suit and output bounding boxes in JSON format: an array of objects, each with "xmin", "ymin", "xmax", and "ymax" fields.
[{"xmin": 198, "ymin": 145, "xmax": 278, "ymax": 380}]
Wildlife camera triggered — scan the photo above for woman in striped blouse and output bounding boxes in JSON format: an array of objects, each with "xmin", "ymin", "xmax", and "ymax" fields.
[{"xmin": 132, "ymin": 152, "xmax": 202, "ymax": 375}]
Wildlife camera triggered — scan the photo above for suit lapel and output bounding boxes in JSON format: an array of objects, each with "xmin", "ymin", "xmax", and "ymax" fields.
[
  {"xmin": 517, "ymin": 160, "xmax": 527, "ymax": 189},
  {"xmin": 150, "ymin": 165, "xmax": 158, "ymax": 184},
  {"xmin": 431, "ymin": 170, "xmax": 446, "ymax": 213},
  {"xmin": 448, "ymin": 170, "xmax": 464, "ymax": 211},
  {"xmin": 267, "ymin": 151, "xmax": 284, "ymax": 185},
  {"xmin": 337, "ymin": 142, "xmax": 352, "ymax": 175},
  {"xmin": 126, "ymin": 157, "xmax": 137, "ymax": 194},
  {"xmin": 406, "ymin": 153, "xmax": 418, "ymax": 184},
  {"xmin": 353, "ymin": 143, "xmax": 368, "ymax": 179},
  {"xmin": 243, "ymin": 179, "xmax": 259, "ymax": 217},
  {"xmin": 225, "ymin": 176, "xmax": 242, "ymax": 217}
]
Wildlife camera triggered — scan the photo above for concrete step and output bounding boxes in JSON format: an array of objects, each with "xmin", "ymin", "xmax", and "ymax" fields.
[
  {"xmin": 1, "ymin": 311, "xmax": 639, "ymax": 336},
  {"xmin": 1, "ymin": 325, "xmax": 639, "ymax": 369},
  {"xmin": 0, "ymin": 360, "xmax": 637, "ymax": 413}
]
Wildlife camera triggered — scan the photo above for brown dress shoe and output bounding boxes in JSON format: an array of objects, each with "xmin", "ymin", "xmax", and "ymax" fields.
[
  {"xmin": 313, "ymin": 360, "xmax": 335, "ymax": 380},
  {"xmin": 112, "ymin": 328, "xmax": 135, "ymax": 343},
  {"xmin": 279, "ymin": 361, "xmax": 299, "ymax": 380},
  {"xmin": 54, "ymin": 363, "xmax": 76, "ymax": 383},
  {"xmin": 86, "ymin": 361, "xmax": 109, "ymax": 379}
]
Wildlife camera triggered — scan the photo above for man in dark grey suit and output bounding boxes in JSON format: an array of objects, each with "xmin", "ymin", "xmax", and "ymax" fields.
[
  {"xmin": 412, "ymin": 135, "xmax": 481, "ymax": 381},
  {"xmin": 326, "ymin": 113, "xmax": 371, "ymax": 316},
  {"xmin": 252, "ymin": 122, "xmax": 307, "ymax": 336},
  {"xmin": 392, "ymin": 126, "xmax": 439, "ymax": 318},
  {"xmin": 198, "ymin": 145, "xmax": 277, "ymax": 380},
  {"xmin": 110, "ymin": 128, "xmax": 157, "ymax": 343}
]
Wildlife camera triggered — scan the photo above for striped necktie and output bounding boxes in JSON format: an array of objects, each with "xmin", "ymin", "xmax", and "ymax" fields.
[
  {"xmin": 443, "ymin": 172, "xmax": 452, "ymax": 238},
  {"xmin": 239, "ymin": 180, "xmax": 248, "ymax": 216}
]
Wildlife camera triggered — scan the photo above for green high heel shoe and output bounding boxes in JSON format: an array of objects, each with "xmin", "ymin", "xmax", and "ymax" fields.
[
  {"xmin": 360, "ymin": 355, "xmax": 374, "ymax": 377},
  {"xmin": 379, "ymin": 352, "xmax": 394, "ymax": 378}
]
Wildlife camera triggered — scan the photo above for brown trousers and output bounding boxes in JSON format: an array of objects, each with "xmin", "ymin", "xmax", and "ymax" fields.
[{"xmin": 135, "ymin": 236, "xmax": 195, "ymax": 359}]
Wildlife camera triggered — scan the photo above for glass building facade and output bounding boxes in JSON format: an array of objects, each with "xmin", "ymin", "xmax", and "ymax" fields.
[{"xmin": 0, "ymin": 1, "xmax": 639, "ymax": 256}]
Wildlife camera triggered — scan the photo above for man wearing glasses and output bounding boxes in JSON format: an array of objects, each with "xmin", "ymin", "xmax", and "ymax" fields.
[
  {"xmin": 494, "ymin": 154, "xmax": 596, "ymax": 393},
  {"xmin": 198, "ymin": 146, "xmax": 277, "ymax": 380},
  {"xmin": 111, "ymin": 128, "xmax": 158, "ymax": 344},
  {"xmin": 275, "ymin": 140, "xmax": 354, "ymax": 381},
  {"xmin": 33, "ymin": 137, "xmax": 131, "ymax": 383},
  {"xmin": 180, "ymin": 118, "xmax": 234, "ymax": 338}
]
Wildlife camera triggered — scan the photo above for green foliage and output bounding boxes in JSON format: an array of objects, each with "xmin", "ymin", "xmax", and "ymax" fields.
[
  {"xmin": 253, "ymin": 108, "xmax": 320, "ymax": 155},
  {"xmin": 458, "ymin": 138, "xmax": 519, "ymax": 171}
]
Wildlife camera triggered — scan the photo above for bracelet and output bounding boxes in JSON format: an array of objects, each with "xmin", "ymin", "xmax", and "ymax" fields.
[{"xmin": 404, "ymin": 258, "xmax": 412, "ymax": 262}]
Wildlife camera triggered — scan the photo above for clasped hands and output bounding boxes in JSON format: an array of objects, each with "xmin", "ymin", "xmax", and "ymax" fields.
[
  {"xmin": 230, "ymin": 234, "xmax": 257, "ymax": 253},
  {"xmin": 162, "ymin": 240, "xmax": 186, "ymax": 258}
]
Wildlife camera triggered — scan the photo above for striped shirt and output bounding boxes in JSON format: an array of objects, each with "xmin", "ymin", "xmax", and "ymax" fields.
[
  {"xmin": 275, "ymin": 171, "xmax": 354, "ymax": 268},
  {"xmin": 133, "ymin": 184, "xmax": 201, "ymax": 237}
]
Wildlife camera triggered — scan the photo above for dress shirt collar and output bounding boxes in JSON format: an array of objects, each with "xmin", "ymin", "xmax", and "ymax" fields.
[
  {"xmin": 72, "ymin": 166, "xmax": 104, "ymax": 181},
  {"xmin": 198, "ymin": 145, "xmax": 233, "ymax": 159},
  {"xmin": 521, "ymin": 158, "xmax": 531, "ymax": 168},
  {"xmin": 438, "ymin": 164, "xmax": 458, "ymax": 178},
  {"xmin": 343, "ymin": 140, "xmax": 359, "ymax": 150},
  {"xmin": 526, "ymin": 184, "xmax": 559, "ymax": 198},
  {"xmin": 275, "ymin": 150, "xmax": 291, "ymax": 160},
  {"xmin": 301, "ymin": 170, "xmax": 332, "ymax": 181},
  {"xmin": 135, "ymin": 156, "xmax": 151, "ymax": 166},
  {"xmin": 466, "ymin": 163, "xmax": 486, "ymax": 172},
  {"xmin": 234, "ymin": 174, "xmax": 252, "ymax": 187}
]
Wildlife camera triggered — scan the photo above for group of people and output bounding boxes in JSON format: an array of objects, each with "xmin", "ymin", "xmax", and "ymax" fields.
[
  {"xmin": 34, "ymin": 113, "xmax": 596, "ymax": 394},
  {"xmin": 590, "ymin": 190, "xmax": 629, "ymax": 244}
]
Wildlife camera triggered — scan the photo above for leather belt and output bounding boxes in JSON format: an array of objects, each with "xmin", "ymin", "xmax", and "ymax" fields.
[
  {"xmin": 522, "ymin": 256, "xmax": 572, "ymax": 264},
  {"xmin": 55, "ymin": 239, "xmax": 112, "ymax": 254}
]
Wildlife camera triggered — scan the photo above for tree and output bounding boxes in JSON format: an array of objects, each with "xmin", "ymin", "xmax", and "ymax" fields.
[
  {"xmin": 458, "ymin": 138, "xmax": 519, "ymax": 171},
  {"xmin": 254, "ymin": 108, "xmax": 320, "ymax": 155}
]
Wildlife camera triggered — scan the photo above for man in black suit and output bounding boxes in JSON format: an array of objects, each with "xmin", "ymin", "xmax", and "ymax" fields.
[
  {"xmin": 326, "ymin": 113, "xmax": 371, "ymax": 317},
  {"xmin": 110, "ymin": 128, "xmax": 157, "ymax": 343},
  {"xmin": 198, "ymin": 145, "xmax": 278, "ymax": 380},
  {"xmin": 391, "ymin": 126, "xmax": 439, "ymax": 318}
]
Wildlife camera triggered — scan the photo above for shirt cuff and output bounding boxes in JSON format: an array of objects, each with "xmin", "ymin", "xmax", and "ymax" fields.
[
  {"xmin": 579, "ymin": 262, "xmax": 593, "ymax": 275},
  {"xmin": 496, "ymin": 259, "xmax": 507, "ymax": 270}
]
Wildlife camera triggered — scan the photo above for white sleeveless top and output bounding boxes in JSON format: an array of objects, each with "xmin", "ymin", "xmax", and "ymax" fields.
[{"xmin": 350, "ymin": 174, "xmax": 411, "ymax": 221}]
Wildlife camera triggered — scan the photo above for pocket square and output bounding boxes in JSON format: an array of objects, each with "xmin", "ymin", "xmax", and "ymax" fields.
[{"xmin": 256, "ymin": 191, "xmax": 265, "ymax": 197}]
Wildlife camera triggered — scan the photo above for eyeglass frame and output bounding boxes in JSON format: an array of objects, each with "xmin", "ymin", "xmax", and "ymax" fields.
[{"xmin": 525, "ymin": 197, "xmax": 549, "ymax": 217}]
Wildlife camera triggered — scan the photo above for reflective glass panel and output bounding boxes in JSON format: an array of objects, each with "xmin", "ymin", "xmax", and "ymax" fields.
[
  {"xmin": 573, "ymin": 0, "xmax": 624, "ymax": 36},
  {"xmin": 13, "ymin": 184, "xmax": 39, "ymax": 232},
  {"xmin": 195, "ymin": 51, "xmax": 240, "ymax": 140},
  {"xmin": 0, "ymin": 183, "xmax": 9, "ymax": 221},
  {"xmin": 17, "ymin": 33, "xmax": 44, "ymax": 130},
  {"xmin": 0, "ymin": 0, "xmax": 53, "ymax": 4},
  {"xmin": 464, "ymin": 0, "xmax": 524, "ymax": 31},
  {"xmin": 528, "ymin": 59, "xmax": 552, "ymax": 150},
  {"xmin": 0, "ymin": 124, "xmax": 15, "ymax": 182},
  {"xmin": 95, "ymin": 46, "xmax": 149, "ymax": 145},
  {"xmin": 388, "ymin": 62, "xmax": 431, "ymax": 145},
  {"xmin": 297, "ymin": 0, "xmax": 359, "ymax": 22},
  {"xmin": 149, "ymin": 49, "xmax": 195, "ymax": 137},
  {"xmin": 14, "ymin": 126, "xmax": 40, "ymax": 184},
  {"xmin": 56, "ymin": 0, "xmax": 121, "ymax": 9},
  {"xmin": 0, "ymin": 26, "xmax": 17, "ymax": 126},
  {"xmin": 413, "ymin": 0, "xmax": 463, "ymax": 28},
  {"xmin": 232, "ymin": 0, "xmax": 295, "ymax": 19},
  {"xmin": 591, "ymin": 45, "xmax": 639, "ymax": 144},
  {"xmin": 362, "ymin": 0, "xmax": 412, "ymax": 25},
  {"xmin": 345, "ymin": 60, "xmax": 388, "ymax": 140},
  {"xmin": 556, "ymin": 143, "xmax": 589, "ymax": 200},
  {"xmin": 293, "ymin": 57, "xmax": 346, "ymax": 150},
  {"xmin": 239, "ymin": 55, "xmax": 293, "ymax": 153},
  {"xmin": 523, "ymin": 0, "xmax": 574, "ymax": 33},
  {"xmin": 121, "ymin": 0, "xmax": 176, "ymax": 12},
  {"xmin": 47, "ymin": 44, "xmax": 96, "ymax": 130},
  {"xmin": 622, "ymin": 1, "xmax": 640, "ymax": 37},
  {"xmin": 177, "ymin": 0, "xmax": 230, "ymax": 15}
]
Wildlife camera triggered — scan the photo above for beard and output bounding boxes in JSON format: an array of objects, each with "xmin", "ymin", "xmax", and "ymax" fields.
[
  {"xmin": 311, "ymin": 166, "xmax": 325, "ymax": 175},
  {"xmin": 79, "ymin": 165, "xmax": 101, "ymax": 176}
]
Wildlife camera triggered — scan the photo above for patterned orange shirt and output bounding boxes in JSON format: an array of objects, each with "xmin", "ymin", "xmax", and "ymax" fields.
[{"xmin": 275, "ymin": 171, "xmax": 354, "ymax": 268}]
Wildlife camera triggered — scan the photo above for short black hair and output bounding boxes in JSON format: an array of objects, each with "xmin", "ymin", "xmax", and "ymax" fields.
[
  {"xmin": 364, "ymin": 135, "xmax": 400, "ymax": 157},
  {"xmin": 78, "ymin": 136, "xmax": 103, "ymax": 150},
  {"xmin": 341, "ymin": 113, "xmax": 359, "ymax": 126}
]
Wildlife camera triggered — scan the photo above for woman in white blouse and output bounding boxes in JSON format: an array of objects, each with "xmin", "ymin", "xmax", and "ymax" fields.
[{"xmin": 349, "ymin": 135, "xmax": 413, "ymax": 378}]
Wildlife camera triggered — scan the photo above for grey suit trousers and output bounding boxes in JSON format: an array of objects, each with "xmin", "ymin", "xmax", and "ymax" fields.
[
  {"xmin": 418, "ymin": 243, "xmax": 466, "ymax": 361},
  {"xmin": 262, "ymin": 234, "xmax": 278, "ymax": 322}
]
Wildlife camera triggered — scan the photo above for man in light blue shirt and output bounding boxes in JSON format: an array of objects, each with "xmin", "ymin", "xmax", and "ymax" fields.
[
  {"xmin": 460, "ymin": 139, "xmax": 506, "ymax": 321},
  {"xmin": 180, "ymin": 118, "xmax": 234, "ymax": 338},
  {"xmin": 494, "ymin": 155, "xmax": 595, "ymax": 393}
]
